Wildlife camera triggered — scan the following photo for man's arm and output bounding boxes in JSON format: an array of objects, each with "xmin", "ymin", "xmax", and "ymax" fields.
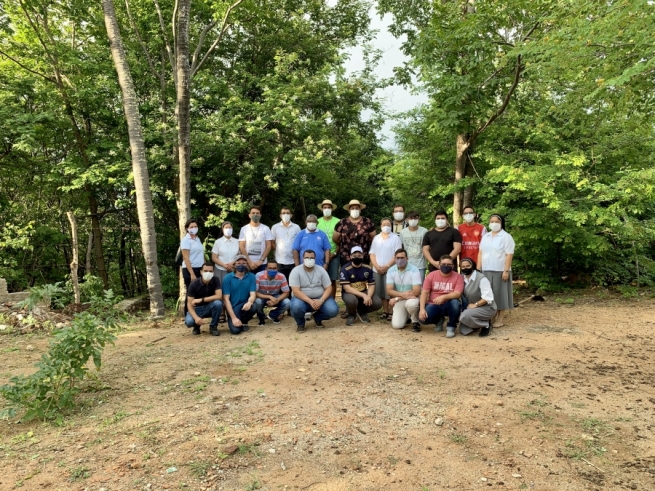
[
  {"xmin": 450, "ymin": 242, "xmax": 462, "ymax": 261},
  {"xmin": 342, "ymin": 283, "xmax": 366, "ymax": 299},
  {"xmin": 187, "ymin": 295, "xmax": 206, "ymax": 324},
  {"xmin": 366, "ymin": 282, "xmax": 376, "ymax": 298},
  {"xmin": 291, "ymin": 286, "xmax": 314, "ymax": 305},
  {"xmin": 239, "ymin": 240, "xmax": 248, "ymax": 256},
  {"xmin": 422, "ymin": 245, "xmax": 439, "ymax": 269}
]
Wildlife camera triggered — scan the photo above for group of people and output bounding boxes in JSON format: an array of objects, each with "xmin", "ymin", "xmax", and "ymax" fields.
[{"xmin": 179, "ymin": 199, "xmax": 515, "ymax": 338}]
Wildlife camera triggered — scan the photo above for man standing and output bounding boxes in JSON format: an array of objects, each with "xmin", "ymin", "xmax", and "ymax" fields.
[
  {"xmin": 254, "ymin": 260, "xmax": 291, "ymax": 325},
  {"xmin": 185, "ymin": 262, "xmax": 224, "ymax": 336},
  {"xmin": 392, "ymin": 204, "xmax": 408, "ymax": 234},
  {"xmin": 292, "ymin": 215, "xmax": 331, "ymax": 269},
  {"xmin": 457, "ymin": 205, "xmax": 487, "ymax": 263},
  {"xmin": 239, "ymin": 205, "xmax": 273, "ymax": 274},
  {"xmin": 271, "ymin": 207, "xmax": 301, "ymax": 281},
  {"xmin": 222, "ymin": 255, "xmax": 257, "ymax": 334},
  {"xmin": 289, "ymin": 250, "xmax": 339, "ymax": 332},
  {"xmin": 317, "ymin": 199, "xmax": 340, "ymax": 299},
  {"xmin": 419, "ymin": 255, "xmax": 464, "ymax": 338},
  {"xmin": 386, "ymin": 249, "xmax": 422, "ymax": 332},
  {"xmin": 400, "ymin": 211, "xmax": 428, "ymax": 279},
  {"xmin": 422, "ymin": 210, "xmax": 462, "ymax": 272},
  {"xmin": 340, "ymin": 246, "xmax": 382, "ymax": 326},
  {"xmin": 333, "ymin": 199, "xmax": 376, "ymax": 266}
]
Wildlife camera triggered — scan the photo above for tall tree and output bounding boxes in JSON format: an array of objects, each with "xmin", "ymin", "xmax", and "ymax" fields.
[{"xmin": 101, "ymin": 0, "xmax": 165, "ymax": 316}]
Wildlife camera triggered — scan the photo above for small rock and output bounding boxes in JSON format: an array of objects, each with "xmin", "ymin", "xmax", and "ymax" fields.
[
  {"xmin": 281, "ymin": 462, "xmax": 287, "ymax": 470},
  {"xmin": 268, "ymin": 448, "xmax": 276, "ymax": 453},
  {"xmin": 581, "ymin": 433, "xmax": 595, "ymax": 441},
  {"xmin": 55, "ymin": 322, "xmax": 65, "ymax": 328},
  {"xmin": 166, "ymin": 467, "xmax": 178, "ymax": 473},
  {"xmin": 496, "ymin": 400, "xmax": 504, "ymax": 406},
  {"xmin": 222, "ymin": 445, "xmax": 239, "ymax": 455},
  {"xmin": 298, "ymin": 368, "xmax": 306, "ymax": 372},
  {"xmin": 434, "ymin": 417, "xmax": 444, "ymax": 426},
  {"xmin": 194, "ymin": 371, "xmax": 201, "ymax": 376},
  {"xmin": 481, "ymin": 477, "xmax": 488, "ymax": 482},
  {"xmin": 512, "ymin": 473, "xmax": 522, "ymax": 478},
  {"xmin": 25, "ymin": 345, "xmax": 34, "ymax": 351},
  {"xmin": 0, "ymin": 324, "xmax": 7, "ymax": 331}
]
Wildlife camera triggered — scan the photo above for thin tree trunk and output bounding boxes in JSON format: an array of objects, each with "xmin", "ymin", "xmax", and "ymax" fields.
[
  {"xmin": 463, "ymin": 161, "xmax": 475, "ymax": 209},
  {"xmin": 85, "ymin": 229, "xmax": 93, "ymax": 277},
  {"xmin": 453, "ymin": 134, "xmax": 468, "ymax": 225},
  {"xmin": 88, "ymin": 193, "xmax": 109, "ymax": 288},
  {"xmin": 102, "ymin": 0, "xmax": 165, "ymax": 316},
  {"xmin": 119, "ymin": 230, "xmax": 129, "ymax": 296},
  {"xmin": 176, "ymin": 0, "xmax": 192, "ymax": 239},
  {"xmin": 66, "ymin": 212, "xmax": 81, "ymax": 304}
]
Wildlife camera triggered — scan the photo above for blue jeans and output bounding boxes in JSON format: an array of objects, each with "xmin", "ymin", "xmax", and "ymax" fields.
[
  {"xmin": 254, "ymin": 296, "xmax": 291, "ymax": 322},
  {"xmin": 185, "ymin": 300, "xmax": 223, "ymax": 328},
  {"xmin": 227, "ymin": 302, "xmax": 257, "ymax": 334},
  {"xmin": 290, "ymin": 297, "xmax": 339, "ymax": 327},
  {"xmin": 419, "ymin": 299, "xmax": 461, "ymax": 328}
]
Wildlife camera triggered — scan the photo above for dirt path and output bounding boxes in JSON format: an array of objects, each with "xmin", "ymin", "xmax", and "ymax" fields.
[{"xmin": 1, "ymin": 295, "xmax": 655, "ymax": 490}]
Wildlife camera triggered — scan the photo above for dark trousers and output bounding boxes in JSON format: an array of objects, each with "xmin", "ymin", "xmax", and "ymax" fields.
[
  {"xmin": 182, "ymin": 267, "xmax": 202, "ymax": 315},
  {"xmin": 184, "ymin": 301, "xmax": 223, "ymax": 329},
  {"xmin": 227, "ymin": 302, "xmax": 257, "ymax": 334},
  {"xmin": 342, "ymin": 292, "xmax": 382, "ymax": 315},
  {"xmin": 419, "ymin": 299, "xmax": 461, "ymax": 328},
  {"xmin": 278, "ymin": 263, "xmax": 295, "ymax": 282}
]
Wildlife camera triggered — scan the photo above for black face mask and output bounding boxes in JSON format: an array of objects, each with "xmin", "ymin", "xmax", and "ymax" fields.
[
  {"xmin": 460, "ymin": 267, "xmax": 474, "ymax": 276},
  {"xmin": 352, "ymin": 257, "xmax": 363, "ymax": 266}
]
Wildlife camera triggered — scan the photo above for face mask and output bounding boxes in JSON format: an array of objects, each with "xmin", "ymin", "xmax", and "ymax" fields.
[
  {"xmin": 381, "ymin": 225, "xmax": 391, "ymax": 234},
  {"xmin": 463, "ymin": 213, "xmax": 475, "ymax": 223},
  {"xmin": 396, "ymin": 258, "xmax": 407, "ymax": 268},
  {"xmin": 251, "ymin": 215, "xmax": 261, "ymax": 223},
  {"xmin": 489, "ymin": 222, "xmax": 502, "ymax": 232},
  {"xmin": 322, "ymin": 208, "xmax": 332, "ymax": 217},
  {"xmin": 350, "ymin": 209, "xmax": 360, "ymax": 219},
  {"xmin": 303, "ymin": 258, "xmax": 315, "ymax": 268},
  {"xmin": 235, "ymin": 264, "xmax": 248, "ymax": 273},
  {"xmin": 393, "ymin": 212, "xmax": 404, "ymax": 221},
  {"xmin": 440, "ymin": 264, "xmax": 453, "ymax": 274},
  {"xmin": 307, "ymin": 222, "xmax": 317, "ymax": 231},
  {"xmin": 202, "ymin": 271, "xmax": 214, "ymax": 282},
  {"xmin": 351, "ymin": 257, "xmax": 363, "ymax": 266},
  {"xmin": 281, "ymin": 214, "xmax": 291, "ymax": 223},
  {"xmin": 267, "ymin": 270, "xmax": 278, "ymax": 279},
  {"xmin": 188, "ymin": 227, "xmax": 198, "ymax": 235},
  {"xmin": 223, "ymin": 228, "xmax": 233, "ymax": 237},
  {"xmin": 408, "ymin": 219, "xmax": 418, "ymax": 227},
  {"xmin": 435, "ymin": 219, "xmax": 447, "ymax": 229},
  {"xmin": 460, "ymin": 267, "xmax": 473, "ymax": 276}
]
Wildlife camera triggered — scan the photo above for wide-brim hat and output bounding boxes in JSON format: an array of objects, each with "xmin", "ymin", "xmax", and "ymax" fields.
[
  {"xmin": 343, "ymin": 199, "xmax": 366, "ymax": 211},
  {"xmin": 318, "ymin": 199, "xmax": 337, "ymax": 210}
]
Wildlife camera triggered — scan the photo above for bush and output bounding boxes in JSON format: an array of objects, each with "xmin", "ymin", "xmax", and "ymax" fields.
[
  {"xmin": 0, "ymin": 312, "xmax": 117, "ymax": 423},
  {"xmin": 18, "ymin": 282, "xmax": 71, "ymax": 311}
]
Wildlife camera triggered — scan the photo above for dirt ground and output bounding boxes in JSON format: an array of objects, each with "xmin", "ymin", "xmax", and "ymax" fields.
[{"xmin": 1, "ymin": 291, "xmax": 655, "ymax": 491}]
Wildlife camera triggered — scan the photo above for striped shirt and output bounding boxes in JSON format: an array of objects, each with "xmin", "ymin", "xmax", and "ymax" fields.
[
  {"xmin": 386, "ymin": 264, "xmax": 422, "ymax": 293},
  {"xmin": 255, "ymin": 271, "xmax": 290, "ymax": 296}
]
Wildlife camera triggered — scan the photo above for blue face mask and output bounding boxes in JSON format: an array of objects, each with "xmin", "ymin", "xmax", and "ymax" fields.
[
  {"xmin": 235, "ymin": 264, "xmax": 248, "ymax": 273},
  {"xmin": 267, "ymin": 269, "xmax": 278, "ymax": 279}
]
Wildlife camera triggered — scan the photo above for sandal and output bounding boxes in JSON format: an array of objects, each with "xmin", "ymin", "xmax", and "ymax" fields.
[{"xmin": 379, "ymin": 312, "xmax": 391, "ymax": 321}]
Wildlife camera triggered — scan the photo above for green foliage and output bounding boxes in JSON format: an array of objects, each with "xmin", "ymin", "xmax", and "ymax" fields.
[
  {"xmin": 0, "ymin": 312, "xmax": 117, "ymax": 423},
  {"xmin": 18, "ymin": 283, "xmax": 70, "ymax": 311}
]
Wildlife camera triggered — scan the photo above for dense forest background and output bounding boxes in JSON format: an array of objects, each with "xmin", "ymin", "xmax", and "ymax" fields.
[{"xmin": 1, "ymin": 0, "xmax": 654, "ymax": 305}]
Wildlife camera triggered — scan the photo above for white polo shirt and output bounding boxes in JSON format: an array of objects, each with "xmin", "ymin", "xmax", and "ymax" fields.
[
  {"xmin": 479, "ymin": 229, "xmax": 515, "ymax": 272},
  {"xmin": 239, "ymin": 223, "xmax": 273, "ymax": 264},
  {"xmin": 211, "ymin": 236, "xmax": 240, "ymax": 271},
  {"xmin": 271, "ymin": 221, "xmax": 301, "ymax": 265},
  {"xmin": 180, "ymin": 233, "xmax": 205, "ymax": 269}
]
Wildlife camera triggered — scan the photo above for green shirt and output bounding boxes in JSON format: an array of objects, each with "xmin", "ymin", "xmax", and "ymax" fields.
[{"xmin": 317, "ymin": 216, "xmax": 340, "ymax": 254}]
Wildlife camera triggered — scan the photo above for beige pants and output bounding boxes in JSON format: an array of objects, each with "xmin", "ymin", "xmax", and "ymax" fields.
[{"xmin": 391, "ymin": 298, "xmax": 419, "ymax": 329}]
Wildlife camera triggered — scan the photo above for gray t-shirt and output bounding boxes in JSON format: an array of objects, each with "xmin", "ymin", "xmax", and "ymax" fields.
[{"xmin": 289, "ymin": 265, "xmax": 331, "ymax": 299}]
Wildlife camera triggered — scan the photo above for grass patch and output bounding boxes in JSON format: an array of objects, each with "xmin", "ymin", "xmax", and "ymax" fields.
[
  {"xmin": 102, "ymin": 410, "xmax": 129, "ymax": 427},
  {"xmin": 450, "ymin": 433, "xmax": 467, "ymax": 444},
  {"xmin": 188, "ymin": 460, "xmax": 211, "ymax": 479},
  {"xmin": 181, "ymin": 375, "xmax": 210, "ymax": 393},
  {"xmin": 69, "ymin": 466, "xmax": 90, "ymax": 481}
]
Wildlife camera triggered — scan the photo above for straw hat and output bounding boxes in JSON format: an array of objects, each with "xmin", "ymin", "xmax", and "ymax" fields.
[
  {"xmin": 343, "ymin": 199, "xmax": 366, "ymax": 211},
  {"xmin": 317, "ymin": 199, "xmax": 337, "ymax": 211}
]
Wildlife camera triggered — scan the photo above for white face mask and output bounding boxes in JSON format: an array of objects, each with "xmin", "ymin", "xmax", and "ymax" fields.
[
  {"xmin": 281, "ymin": 214, "xmax": 291, "ymax": 223},
  {"xmin": 201, "ymin": 271, "xmax": 214, "ymax": 282},
  {"xmin": 223, "ymin": 228, "xmax": 233, "ymax": 237},
  {"xmin": 303, "ymin": 258, "xmax": 315, "ymax": 268},
  {"xmin": 393, "ymin": 212, "xmax": 404, "ymax": 221},
  {"xmin": 463, "ymin": 213, "xmax": 475, "ymax": 223},
  {"xmin": 307, "ymin": 222, "xmax": 317, "ymax": 231},
  {"xmin": 489, "ymin": 222, "xmax": 502, "ymax": 232},
  {"xmin": 381, "ymin": 225, "xmax": 392, "ymax": 234},
  {"xmin": 350, "ymin": 209, "xmax": 360, "ymax": 219},
  {"xmin": 188, "ymin": 227, "xmax": 198, "ymax": 235},
  {"xmin": 435, "ymin": 219, "xmax": 447, "ymax": 229},
  {"xmin": 408, "ymin": 219, "xmax": 419, "ymax": 228},
  {"xmin": 322, "ymin": 208, "xmax": 332, "ymax": 217}
]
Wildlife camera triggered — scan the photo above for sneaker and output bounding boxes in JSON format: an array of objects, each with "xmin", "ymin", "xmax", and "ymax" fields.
[
  {"xmin": 241, "ymin": 325, "xmax": 250, "ymax": 332},
  {"xmin": 304, "ymin": 312, "xmax": 313, "ymax": 322},
  {"xmin": 412, "ymin": 322, "xmax": 421, "ymax": 332},
  {"xmin": 314, "ymin": 318, "xmax": 325, "ymax": 328},
  {"xmin": 434, "ymin": 317, "xmax": 445, "ymax": 332},
  {"xmin": 346, "ymin": 315, "xmax": 355, "ymax": 326},
  {"xmin": 192, "ymin": 326, "xmax": 201, "ymax": 335},
  {"xmin": 360, "ymin": 314, "xmax": 370, "ymax": 323},
  {"xmin": 296, "ymin": 325, "xmax": 306, "ymax": 333},
  {"xmin": 446, "ymin": 326, "xmax": 456, "ymax": 338},
  {"xmin": 479, "ymin": 322, "xmax": 493, "ymax": 338},
  {"xmin": 267, "ymin": 314, "xmax": 281, "ymax": 324},
  {"xmin": 209, "ymin": 327, "xmax": 220, "ymax": 336},
  {"xmin": 258, "ymin": 319, "xmax": 266, "ymax": 326},
  {"xmin": 434, "ymin": 324, "xmax": 443, "ymax": 333}
]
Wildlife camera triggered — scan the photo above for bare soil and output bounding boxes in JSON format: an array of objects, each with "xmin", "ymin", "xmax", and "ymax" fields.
[{"xmin": 1, "ymin": 292, "xmax": 655, "ymax": 491}]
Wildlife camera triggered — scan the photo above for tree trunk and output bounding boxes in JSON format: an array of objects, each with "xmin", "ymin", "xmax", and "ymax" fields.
[
  {"xmin": 463, "ymin": 160, "xmax": 475, "ymax": 209},
  {"xmin": 119, "ymin": 230, "xmax": 129, "ymax": 296},
  {"xmin": 453, "ymin": 134, "xmax": 469, "ymax": 225},
  {"xmin": 66, "ymin": 212, "xmax": 81, "ymax": 304},
  {"xmin": 88, "ymin": 192, "xmax": 109, "ymax": 288},
  {"xmin": 176, "ymin": 0, "xmax": 192, "ymax": 239},
  {"xmin": 85, "ymin": 229, "xmax": 93, "ymax": 277},
  {"xmin": 101, "ymin": 0, "xmax": 165, "ymax": 317}
]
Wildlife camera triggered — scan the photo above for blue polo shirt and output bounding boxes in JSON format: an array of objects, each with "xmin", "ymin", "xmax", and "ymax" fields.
[
  {"xmin": 222, "ymin": 272, "xmax": 256, "ymax": 307},
  {"xmin": 292, "ymin": 229, "xmax": 331, "ymax": 267}
]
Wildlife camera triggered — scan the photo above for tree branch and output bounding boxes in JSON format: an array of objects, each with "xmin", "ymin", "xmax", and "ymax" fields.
[
  {"xmin": 152, "ymin": 0, "xmax": 177, "ymax": 86},
  {"xmin": 124, "ymin": 0, "xmax": 161, "ymax": 79},
  {"xmin": 0, "ymin": 48, "xmax": 56, "ymax": 83},
  {"xmin": 191, "ymin": 0, "xmax": 245, "ymax": 79},
  {"xmin": 190, "ymin": 19, "xmax": 217, "ymax": 75}
]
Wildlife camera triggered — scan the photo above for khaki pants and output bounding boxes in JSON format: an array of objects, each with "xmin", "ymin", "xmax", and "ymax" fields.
[{"xmin": 391, "ymin": 298, "xmax": 419, "ymax": 329}]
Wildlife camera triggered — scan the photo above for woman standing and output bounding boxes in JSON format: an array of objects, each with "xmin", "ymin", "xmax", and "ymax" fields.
[
  {"xmin": 181, "ymin": 218, "xmax": 205, "ymax": 315},
  {"xmin": 212, "ymin": 221, "xmax": 240, "ymax": 284},
  {"xmin": 459, "ymin": 258, "xmax": 496, "ymax": 337},
  {"xmin": 369, "ymin": 217, "xmax": 402, "ymax": 320},
  {"xmin": 478, "ymin": 214, "xmax": 515, "ymax": 327}
]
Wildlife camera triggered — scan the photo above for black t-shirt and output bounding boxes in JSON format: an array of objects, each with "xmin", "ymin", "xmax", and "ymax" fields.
[
  {"xmin": 187, "ymin": 277, "xmax": 221, "ymax": 306},
  {"xmin": 422, "ymin": 227, "xmax": 462, "ymax": 270},
  {"xmin": 339, "ymin": 262, "xmax": 375, "ymax": 292}
]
